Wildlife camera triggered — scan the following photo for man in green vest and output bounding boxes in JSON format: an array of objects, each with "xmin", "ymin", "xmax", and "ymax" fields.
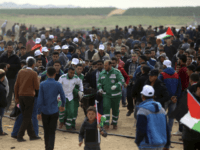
[
  {"xmin": 72, "ymin": 63, "xmax": 84, "ymax": 129},
  {"xmin": 97, "ymin": 60, "xmax": 124, "ymax": 130}
]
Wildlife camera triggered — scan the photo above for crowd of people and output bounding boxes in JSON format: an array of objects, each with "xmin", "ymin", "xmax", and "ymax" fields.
[{"xmin": 0, "ymin": 20, "xmax": 200, "ymax": 150}]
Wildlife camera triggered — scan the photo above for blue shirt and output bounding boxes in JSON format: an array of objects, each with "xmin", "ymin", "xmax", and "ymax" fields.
[
  {"xmin": 0, "ymin": 47, "xmax": 4, "ymax": 51},
  {"xmin": 37, "ymin": 78, "xmax": 66, "ymax": 115}
]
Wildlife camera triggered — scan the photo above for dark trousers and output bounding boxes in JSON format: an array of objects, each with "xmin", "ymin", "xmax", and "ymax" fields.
[
  {"xmin": 97, "ymin": 95, "xmax": 103, "ymax": 115},
  {"xmin": 127, "ymin": 85, "xmax": 134, "ymax": 112},
  {"xmin": 17, "ymin": 96, "xmax": 36, "ymax": 138},
  {"xmin": 183, "ymin": 140, "xmax": 200, "ymax": 150},
  {"xmin": 84, "ymin": 144, "xmax": 100, "ymax": 150},
  {"xmin": 6, "ymin": 78, "xmax": 15, "ymax": 111},
  {"xmin": 42, "ymin": 112, "xmax": 59, "ymax": 150}
]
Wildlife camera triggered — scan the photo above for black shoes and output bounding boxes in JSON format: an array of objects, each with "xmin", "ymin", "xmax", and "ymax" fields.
[
  {"xmin": 17, "ymin": 138, "xmax": 26, "ymax": 142},
  {"xmin": 11, "ymin": 136, "xmax": 17, "ymax": 139},
  {"xmin": 122, "ymin": 103, "xmax": 127, "ymax": 107},
  {"xmin": 30, "ymin": 136, "xmax": 41, "ymax": 141},
  {"xmin": 126, "ymin": 111, "xmax": 133, "ymax": 116}
]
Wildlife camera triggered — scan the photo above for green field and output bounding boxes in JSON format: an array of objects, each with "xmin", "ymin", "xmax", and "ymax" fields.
[
  {"xmin": 0, "ymin": 15, "xmax": 195, "ymax": 30},
  {"xmin": 123, "ymin": 6, "xmax": 200, "ymax": 16}
]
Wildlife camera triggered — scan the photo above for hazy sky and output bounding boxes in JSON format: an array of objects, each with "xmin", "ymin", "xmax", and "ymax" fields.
[{"xmin": 3, "ymin": 0, "xmax": 200, "ymax": 9}]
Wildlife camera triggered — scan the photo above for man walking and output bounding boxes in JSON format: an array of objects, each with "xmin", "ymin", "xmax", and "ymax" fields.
[
  {"xmin": 1, "ymin": 20, "xmax": 7, "ymax": 36},
  {"xmin": 37, "ymin": 67, "xmax": 66, "ymax": 150},
  {"xmin": 135, "ymin": 85, "xmax": 170, "ymax": 150},
  {"xmin": 158, "ymin": 60, "xmax": 182, "ymax": 135},
  {"xmin": 14, "ymin": 57, "xmax": 40, "ymax": 142},
  {"xmin": 97, "ymin": 60, "xmax": 124, "ymax": 130}
]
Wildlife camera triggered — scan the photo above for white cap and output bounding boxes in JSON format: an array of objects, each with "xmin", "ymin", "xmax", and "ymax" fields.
[
  {"xmin": 193, "ymin": 27, "xmax": 196, "ymax": 30},
  {"xmin": 140, "ymin": 85, "xmax": 155, "ymax": 97},
  {"xmin": 34, "ymin": 50, "xmax": 43, "ymax": 57},
  {"xmin": 41, "ymin": 34, "xmax": 45, "ymax": 40},
  {"xmin": 73, "ymin": 37, "xmax": 78, "ymax": 43},
  {"xmin": 35, "ymin": 38, "xmax": 41, "ymax": 44},
  {"xmin": 62, "ymin": 45, "xmax": 69, "ymax": 49},
  {"xmin": 54, "ymin": 45, "xmax": 61, "ymax": 50},
  {"xmin": 71, "ymin": 58, "xmax": 79, "ymax": 65},
  {"xmin": 42, "ymin": 47, "xmax": 49, "ymax": 52},
  {"xmin": 99, "ymin": 44, "xmax": 105, "ymax": 50},
  {"xmin": 26, "ymin": 56, "xmax": 34, "ymax": 63},
  {"xmin": 49, "ymin": 35, "xmax": 54, "ymax": 39},
  {"xmin": 189, "ymin": 25, "xmax": 192, "ymax": 28},
  {"xmin": 163, "ymin": 60, "xmax": 171, "ymax": 68}
]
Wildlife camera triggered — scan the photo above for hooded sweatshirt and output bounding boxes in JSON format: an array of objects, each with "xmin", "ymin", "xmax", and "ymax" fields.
[
  {"xmin": 158, "ymin": 67, "xmax": 182, "ymax": 99},
  {"xmin": 135, "ymin": 99, "xmax": 170, "ymax": 149}
]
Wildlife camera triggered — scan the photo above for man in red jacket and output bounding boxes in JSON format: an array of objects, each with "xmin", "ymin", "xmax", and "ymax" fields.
[
  {"xmin": 31, "ymin": 38, "xmax": 42, "ymax": 55},
  {"xmin": 111, "ymin": 57, "xmax": 130, "ymax": 107}
]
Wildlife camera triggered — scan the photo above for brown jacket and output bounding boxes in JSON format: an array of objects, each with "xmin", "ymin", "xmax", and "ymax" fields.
[
  {"xmin": 14, "ymin": 68, "xmax": 39, "ymax": 100},
  {"xmin": 92, "ymin": 52, "xmax": 110, "ymax": 61}
]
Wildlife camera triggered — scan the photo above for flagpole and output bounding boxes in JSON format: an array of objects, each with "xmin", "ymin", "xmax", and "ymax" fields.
[{"xmin": 95, "ymin": 100, "xmax": 101, "ymax": 144}]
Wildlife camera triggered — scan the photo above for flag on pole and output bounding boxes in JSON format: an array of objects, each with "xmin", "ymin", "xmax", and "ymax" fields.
[
  {"xmin": 180, "ymin": 90, "xmax": 200, "ymax": 133},
  {"xmin": 95, "ymin": 100, "xmax": 101, "ymax": 144},
  {"xmin": 156, "ymin": 27, "xmax": 174, "ymax": 39}
]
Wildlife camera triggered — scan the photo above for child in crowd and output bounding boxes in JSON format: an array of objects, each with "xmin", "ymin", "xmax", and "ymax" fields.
[
  {"xmin": 0, "ymin": 41, "xmax": 5, "ymax": 51},
  {"xmin": 79, "ymin": 106, "xmax": 107, "ymax": 150}
]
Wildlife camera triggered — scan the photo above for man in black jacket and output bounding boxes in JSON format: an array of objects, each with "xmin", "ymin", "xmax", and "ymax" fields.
[
  {"xmin": 132, "ymin": 65, "xmax": 151, "ymax": 118},
  {"xmin": 0, "ymin": 69, "xmax": 8, "ymax": 136},
  {"xmin": 0, "ymin": 41, "xmax": 21, "ymax": 111},
  {"xmin": 145, "ymin": 69, "xmax": 170, "ymax": 107}
]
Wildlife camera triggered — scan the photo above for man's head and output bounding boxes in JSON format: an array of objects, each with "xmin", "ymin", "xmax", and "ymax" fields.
[
  {"xmin": 131, "ymin": 53, "xmax": 138, "ymax": 62},
  {"xmin": 27, "ymin": 57, "xmax": 36, "ymax": 68},
  {"xmin": 6, "ymin": 41, "xmax": 14, "ymax": 54},
  {"xmin": 158, "ymin": 44, "xmax": 164, "ymax": 51},
  {"xmin": 42, "ymin": 47, "xmax": 49, "ymax": 57},
  {"xmin": 34, "ymin": 50, "xmax": 43, "ymax": 58},
  {"xmin": 163, "ymin": 60, "xmax": 171, "ymax": 69},
  {"xmin": 47, "ymin": 67, "xmax": 56, "ymax": 78},
  {"xmin": 104, "ymin": 60, "xmax": 112, "ymax": 71},
  {"xmin": 139, "ymin": 55, "xmax": 147, "ymax": 64},
  {"xmin": 187, "ymin": 64, "xmax": 196, "ymax": 77},
  {"xmin": 179, "ymin": 47, "xmax": 185, "ymax": 55},
  {"xmin": 86, "ymin": 106, "xmax": 97, "ymax": 122},
  {"xmin": 92, "ymin": 61, "xmax": 98, "ymax": 70},
  {"xmin": 140, "ymin": 42, "xmax": 145, "ymax": 48},
  {"xmin": 141, "ymin": 65, "xmax": 151, "ymax": 75},
  {"xmin": 178, "ymin": 54, "xmax": 187, "ymax": 65},
  {"xmin": 166, "ymin": 39, "xmax": 171, "ymax": 45},
  {"xmin": 115, "ymin": 51, "xmax": 121, "ymax": 62},
  {"xmin": 0, "ymin": 69, "xmax": 6, "ymax": 82},
  {"xmin": 159, "ymin": 53, "xmax": 166, "ymax": 63},
  {"xmin": 111, "ymin": 57, "xmax": 118, "ymax": 68},
  {"xmin": 150, "ymin": 49, "xmax": 156, "ymax": 58},
  {"xmin": 189, "ymin": 73, "xmax": 199, "ymax": 85},
  {"xmin": 89, "ymin": 42, "xmax": 94, "ymax": 51},
  {"xmin": 36, "ymin": 58, "xmax": 42, "ymax": 67},
  {"xmin": 149, "ymin": 69, "xmax": 159, "ymax": 83},
  {"xmin": 140, "ymin": 85, "xmax": 155, "ymax": 101},
  {"xmin": 187, "ymin": 55, "xmax": 193, "ymax": 66},
  {"xmin": 53, "ymin": 60, "xmax": 61, "ymax": 73},
  {"xmin": 68, "ymin": 67, "xmax": 75, "ymax": 79},
  {"xmin": 147, "ymin": 42, "xmax": 152, "ymax": 48},
  {"xmin": 99, "ymin": 45, "xmax": 105, "ymax": 55},
  {"xmin": 117, "ymin": 37, "xmax": 122, "ymax": 45},
  {"xmin": 76, "ymin": 64, "xmax": 83, "ymax": 75},
  {"xmin": 11, "ymin": 34, "xmax": 15, "ymax": 40},
  {"xmin": 52, "ymin": 51, "xmax": 59, "ymax": 62},
  {"xmin": 121, "ymin": 46, "xmax": 126, "ymax": 55},
  {"xmin": 0, "ymin": 63, "xmax": 7, "ymax": 72},
  {"xmin": 54, "ymin": 45, "xmax": 61, "ymax": 54},
  {"xmin": 97, "ymin": 60, "xmax": 104, "ymax": 71},
  {"xmin": 20, "ymin": 46, "xmax": 26, "ymax": 56},
  {"xmin": 144, "ymin": 50, "xmax": 151, "ymax": 60}
]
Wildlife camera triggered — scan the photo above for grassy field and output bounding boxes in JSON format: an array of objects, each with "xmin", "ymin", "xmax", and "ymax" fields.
[{"xmin": 0, "ymin": 15, "xmax": 195, "ymax": 30}]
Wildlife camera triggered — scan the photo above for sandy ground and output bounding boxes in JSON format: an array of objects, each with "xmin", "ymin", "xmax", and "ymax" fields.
[{"xmin": 1, "ymin": 101, "xmax": 183, "ymax": 150}]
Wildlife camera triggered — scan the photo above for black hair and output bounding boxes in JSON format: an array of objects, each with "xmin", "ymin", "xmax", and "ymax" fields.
[
  {"xmin": 27, "ymin": 58, "xmax": 36, "ymax": 67},
  {"xmin": 92, "ymin": 61, "xmax": 97, "ymax": 65},
  {"xmin": 47, "ymin": 67, "xmax": 56, "ymax": 76},
  {"xmin": 190, "ymin": 73, "xmax": 199, "ymax": 82},
  {"xmin": 142, "ymin": 66, "xmax": 151, "ymax": 74},
  {"xmin": 6, "ymin": 40, "xmax": 13, "ymax": 46},
  {"xmin": 20, "ymin": 60, "xmax": 26, "ymax": 65},
  {"xmin": 0, "ymin": 63, "xmax": 7, "ymax": 69},
  {"xmin": 143, "ymin": 95, "xmax": 154, "ymax": 99},
  {"xmin": 121, "ymin": 45, "xmax": 126, "ymax": 49},
  {"xmin": 111, "ymin": 57, "xmax": 118, "ymax": 62},
  {"xmin": 107, "ymin": 43, "xmax": 111, "ymax": 46},
  {"xmin": 114, "ymin": 51, "xmax": 121, "ymax": 55},
  {"xmin": 87, "ymin": 106, "xmax": 96, "ymax": 114},
  {"xmin": 76, "ymin": 64, "xmax": 83, "ymax": 67},
  {"xmin": 36, "ymin": 58, "xmax": 42, "ymax": 62},
  {"xmin": 179, "ymin": 54, "xmax": 187, "ymax": 63},
  {"xmin": 52, "ymin": 51, "xmax": 59, "ymax": 56},
  {"xmin": 85, "ymin": 59, "xmax": 89, "ymax": 62},
  {"xmin": 96, "ymin": 60, "xmax": 104, "ymax": 64},
  {"xmin": 68, "ymin": 67, "xmax": 75, "ymax": 71},
  {"xmin": 54, "ymin": 60, "xmax": 61, "ymax": 65}
]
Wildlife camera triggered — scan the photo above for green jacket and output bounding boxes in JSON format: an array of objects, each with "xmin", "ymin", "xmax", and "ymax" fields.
[
  {"xmin": 73, "ymin": 72, "xmax": 84, "ymax": 98},
  {"xmin": 97, "ymin": 67, "xmax": 125, "ymax": 98}
]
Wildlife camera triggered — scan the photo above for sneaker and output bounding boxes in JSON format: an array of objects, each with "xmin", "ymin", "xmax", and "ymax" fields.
[
  {"xmin": 122, "ymin": 103, "xmax": 127, "ymax": 107},
  {"xmin": 126, "ymin": 111, "xmax": 133, "ymax": 116},
  {"xmin": 17, "ymin": 138, "xmax": 26, "ymax": 142},
  {"xmin": 173, "ymin": 131, "xmax": 182, "ymax": 136},
  {"xmin": 30, "ymin": 136, "xmax": 41, "ymax": 141}
]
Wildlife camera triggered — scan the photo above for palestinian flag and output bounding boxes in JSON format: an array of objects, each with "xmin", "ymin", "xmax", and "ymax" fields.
[
  {"xmin": 156, "ymin": 27, "xmax": 174, "ymax": 39},
  {"xmin": 180, "ymin": 90, "xmax": 200, "ymax": 133}
]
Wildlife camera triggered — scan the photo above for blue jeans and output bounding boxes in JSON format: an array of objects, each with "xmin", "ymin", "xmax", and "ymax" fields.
[
  {"xmin": 164, "ymin": 100, "xmax": 176, "ymax": 133},
  {"xmin": 11, "ymin": 97, "xmax": 38, "ymax": 136},
  {"xmin": 0, "ymin": 107, "xmax": 5, "ymax": 133},
  {"xmin": 121, "ymin": 85, "xmax": 127, "ymax": 104}
]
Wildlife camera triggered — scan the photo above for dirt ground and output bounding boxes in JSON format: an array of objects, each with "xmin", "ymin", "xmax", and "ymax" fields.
[{"xmin": 1, "ymin": 102, "xmax": 183, "ymax": 150}]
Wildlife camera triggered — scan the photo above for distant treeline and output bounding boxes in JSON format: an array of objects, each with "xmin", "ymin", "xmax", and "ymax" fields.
[
  {"xmin": 123, "ymin": 7, "xmax": 200, "ymax": 16},
  {"xmin": 0, "ymin": 7, "xmax": 115, "ymax": 16}
]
